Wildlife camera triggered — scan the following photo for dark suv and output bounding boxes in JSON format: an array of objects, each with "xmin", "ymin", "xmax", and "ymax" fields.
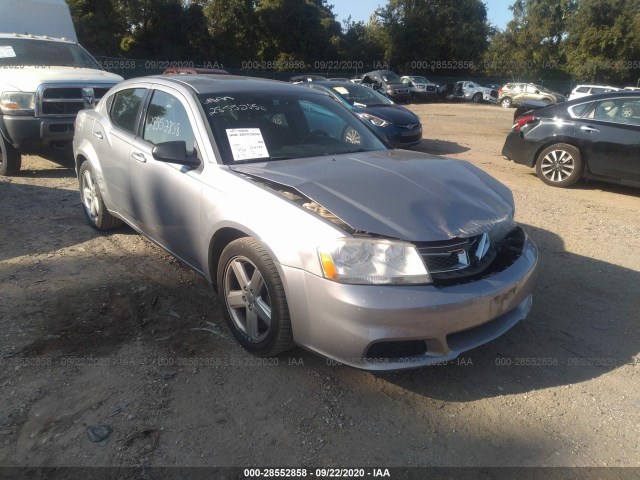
[{"xmin": 360, "ymin": 70, "xmax": 411, "ymax": 103}]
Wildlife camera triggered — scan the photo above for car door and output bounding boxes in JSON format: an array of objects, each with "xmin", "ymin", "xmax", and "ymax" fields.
[
  {"xmin": 94, "ymin": 86, "xmax": 149, "ymax": 215},
  {"xmin": 575, "ymin": 97, "xmax": 640, "ymax": 182},
  {"xmin": 127, "ymin": 86, "xmax": 206, "ymax": 270}
]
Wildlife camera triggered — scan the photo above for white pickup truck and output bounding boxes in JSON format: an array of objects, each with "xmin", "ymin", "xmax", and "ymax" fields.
[
  {"xmin": 0, "ymin": 0, "xmax": 123, "ymax": 175},
  {"xmin": 450, "ymin": 81, "xmax": 498, "ymax": 104}
]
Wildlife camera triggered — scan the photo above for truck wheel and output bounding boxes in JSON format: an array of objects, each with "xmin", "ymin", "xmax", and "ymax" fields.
[
  {"xmin": 472, "ymin": 93, "xmax": 482, "ymax": 103},
  {"xmin": 78, "ymin": 161, "xmax": 122, "ymax": 230},
  {"xmin": 0, "ymin": 135, "xmax": 22, "ymax": 176}
]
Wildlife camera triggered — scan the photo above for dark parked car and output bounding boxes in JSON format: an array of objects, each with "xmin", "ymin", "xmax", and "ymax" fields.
[
  {"xmin": 72, "ymin": 74, "xmax": 537, "ymax": 370},
  {"xmin": 512, "ymin": 100, "xmax": 548, "ymax": 122},
  {"xmin": 502, "ymin": 92, "xmax": 640, "ymax": 187},
  {"xmin": 305, "ymin": 81, "xmax": 422, "ymax": 148},
  {"xmin": 360, "ymin": 70, "xmax": 411, "ymax": 103}
]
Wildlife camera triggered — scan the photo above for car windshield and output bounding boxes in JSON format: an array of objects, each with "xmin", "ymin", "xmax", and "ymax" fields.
[
  {"xmin": 410, "ymin": 76, "xmax": 430, "ymax": 84},
  {"xmin": 0, "ymin": 38, "xmax": 100, "ymax": 68},
  {"xmin": 381, "ymin": 72, "xmax": 402, "ymax": 83},
  {"xmin": 328, "ymin": 83, "xmax": 393, "ymax": 107},
  {"xmin": 199, "ymin": 91, "xmax": 388, "ymax": 164}
]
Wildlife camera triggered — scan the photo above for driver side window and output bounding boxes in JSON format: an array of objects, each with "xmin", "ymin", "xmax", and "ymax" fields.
[{"xmin": 143, "ymin": 90, "xmax": 196, "ymax": 155}]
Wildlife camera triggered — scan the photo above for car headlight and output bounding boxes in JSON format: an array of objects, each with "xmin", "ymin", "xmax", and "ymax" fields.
[
  {"xmin": 1, "ymin": 92, "xmax": 36, "ymax": 115},
  {"xmin": 358, "ymin": 113, "xmax": 391, "ymax": 128},
  {"xmin": 318, "ymin": 238, "xmax": 431, "ymax": 285}
]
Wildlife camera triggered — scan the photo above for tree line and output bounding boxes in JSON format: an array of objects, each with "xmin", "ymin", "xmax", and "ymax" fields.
[{"xmin": 66, "ymin": 0, "xmax": 640, "ymax": 84}]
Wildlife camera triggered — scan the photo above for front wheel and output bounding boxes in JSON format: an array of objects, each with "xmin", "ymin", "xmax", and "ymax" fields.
[
  {"xmin": 621, "ymin": 104, "xmax": 635, "ymax": 118},
  {"xmin": 78, "ymin": 161, "xmax": 122, "ymax": 230},
  {"xmin": 500, "ymin": 97, "xmax": 512, "ymax": 108},
  {"xmin": 218, "ymin": 238, "xmax": 294, "ymax": 356},
  {"xmin": 0, "ymin": 134, "xmax": 21, "ymax": 176},
  {"xmin": 343, "ymin": 126, "xmax": 362, "ymax": 145},
  {"xmin": 535, "ymin": 144, "xmax": 583, "ymax": 187},
  {"xmin": 472, "ymin": 92, "xmax": 482, "ymax": 103}
]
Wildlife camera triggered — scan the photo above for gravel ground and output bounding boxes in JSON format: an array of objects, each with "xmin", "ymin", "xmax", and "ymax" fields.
[{"xmin": 0, "ymin": 101, "xmax": 639, "ymax": 471}]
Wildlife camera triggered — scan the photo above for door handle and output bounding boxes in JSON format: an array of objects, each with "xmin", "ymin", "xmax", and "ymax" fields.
[
  {"xmin": 93, "ymin": 131, "xmax": 103, "ymax": 139},
  {"xmin": 131, "ymin": 152, "xmax": 147, "ymax": 163},
  {"xmin": 580, "ymin": 126, "xmax": 600, "ymax": 133}
]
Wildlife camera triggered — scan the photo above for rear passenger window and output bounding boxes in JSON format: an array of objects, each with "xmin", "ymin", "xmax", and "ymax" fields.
[
  {"xmin": 569, "ymin": 102, "xmax": 594, "ymax": 118},
  {"xmin": 110, "ymin": 88, "xmax": 146, "ymax": 134}
]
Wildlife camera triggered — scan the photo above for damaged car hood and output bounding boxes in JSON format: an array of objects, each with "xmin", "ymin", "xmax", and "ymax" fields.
[{"xmin": 230, "ymin": 150, "xmax": 515, "ymax": 241}]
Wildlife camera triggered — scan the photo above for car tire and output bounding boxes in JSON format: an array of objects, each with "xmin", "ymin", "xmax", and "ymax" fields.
[
  {"xmin": 535, "ymin": 144, "xmax": 583, "ymax": 188},
  {"xmin": 0, "ymin": 134, "xmax": 22, "ymax": 176},
  {"xmin": 472, "ymin": 93, "xmax": 482, "ymax": 103},
  {"xmin": 78, "ymin": 161, "xmax": 122, "ymax": 230},
  {"xmin": 500, "ymin": 97, "xmax": 513, "ymax": 108},
  {"xmin": 342, "ymin": 126, "xmax": 362, "ymax": 145},
  {"xmin": 621, "ymin": 104, "xmax": 635, "ymax": 118},
  {"xmin": 218, "ymin": 237, "xmax": 294, "ymax": 357}
]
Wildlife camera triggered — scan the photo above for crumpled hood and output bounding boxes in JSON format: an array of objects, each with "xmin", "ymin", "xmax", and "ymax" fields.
[
  {"xmin": 231, "ymin": 150, "xmax": 515, "ymax": 242},
  {"xmin": 0, "ymin": 67, "xmax": 123, "ymax": 92}
]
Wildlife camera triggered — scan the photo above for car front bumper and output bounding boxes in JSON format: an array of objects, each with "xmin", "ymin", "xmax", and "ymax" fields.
[
  {"xmin": 1, "ymin": 115, "xmax": 74, "ymax": 149},
  {"xmin": 376, "ymin": 125, "xmax": 422, "ymax": 148},
  {"xmin": 282, "ymin": 236, "xmax": 538, "ymax": 370}
]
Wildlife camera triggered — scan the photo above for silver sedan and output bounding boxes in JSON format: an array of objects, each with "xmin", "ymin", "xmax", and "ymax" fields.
[{"xmin": 73, "ymin": 74, "xmax": 538, "ymax": 370}]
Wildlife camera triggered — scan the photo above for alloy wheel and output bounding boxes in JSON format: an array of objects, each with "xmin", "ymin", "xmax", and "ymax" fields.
[
  {"xmin": 223, "ymin": 256, "xmax": 272, "ymax": 343},
  {"xmin": 540, "ymin": 149, "xmax": 575, "ymax": 183},
  {"xmin": 81, "ymin": 169, "xmax": 100, "ymax": 223}
]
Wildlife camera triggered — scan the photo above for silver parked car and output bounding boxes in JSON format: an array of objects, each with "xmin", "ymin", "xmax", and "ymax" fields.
[{"xmin": 73, "ymin": 74, "xmax": 538, "ymax": 370}]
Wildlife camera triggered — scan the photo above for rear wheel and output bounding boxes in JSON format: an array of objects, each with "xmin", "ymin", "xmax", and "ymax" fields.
[
  {"xmin": 535, "ymin": 144, "xmax": 583, "ymax": 187},
  {"xmin": 218, "ymin": 238, "xmax": 294, "ymax": 356},
  {"xmin": 0, "ymin": 135, "xmax": 21, "ymax": 176},
  {"xmin": 500, "ymin": 97, "xmax": 512, "ymax": 108},
  {"xmin": 78, "ymin": 161, "xmax": 122, "ymax": 230}
]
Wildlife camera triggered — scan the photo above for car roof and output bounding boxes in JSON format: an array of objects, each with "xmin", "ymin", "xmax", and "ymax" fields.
[
  {"xmin": 0, "ymin": 32, "xmax": 76, "ymax": 44},
  {"xmin": 309, "ymin": 81, "xmax": 362, "ymax": 88},
  {"xmin": 124, "ymin": 74, "xmax": 312, "ymax": 95},
  {"xmin": 564, "ymin": 90, "xmax": 640, "ymax": 104},
  {"xmin": 573, "ymin": 84, "xmax": 619, "ymax": 89}
]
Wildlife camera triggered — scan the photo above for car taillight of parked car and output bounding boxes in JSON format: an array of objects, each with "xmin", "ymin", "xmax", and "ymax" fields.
[{"xmin": 512, "ymin": 115, "xmax": 538, "ymax": 132}]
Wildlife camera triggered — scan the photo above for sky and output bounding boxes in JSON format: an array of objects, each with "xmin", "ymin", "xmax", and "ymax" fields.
[{"xmin": 331, "ymin": 0, "xmax": 513, "ymax": 30}]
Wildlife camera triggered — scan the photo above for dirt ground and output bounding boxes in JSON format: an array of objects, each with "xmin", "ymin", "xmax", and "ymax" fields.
[{"xmin": 1, "ymin": 102, "xmax": 639, "ymax": 471}]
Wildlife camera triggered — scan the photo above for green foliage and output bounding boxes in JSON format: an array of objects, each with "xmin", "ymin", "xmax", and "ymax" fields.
[
  {"xmin": 65, "ymin": 0, "xmax": 125, "ymax": 56},
  {"xmin": 482, "ymin": 0, "xmax": 576, "ymax": 80},
  {"xmin": 563, "ymin": 0, "xmax": 640, "ymax": 83},
  {"xmin": 63, "ymin": 0, "xmax": 640, "ymax": 85},
  {"xmin": 375, "ymin": 0, "xmax": 490, "ymax": 70}
]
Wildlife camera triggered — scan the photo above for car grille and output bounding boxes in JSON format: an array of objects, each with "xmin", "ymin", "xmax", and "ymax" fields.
[
  {"xmin": 37, "ymin": 85, "xmax": 112, "ymax": 117},
  {"xmin": 490, "ymin": 90, "xmax": 498, "ymax": 98},
  {"xmin": 415, "ymin": 227, "xmax": 525, "ymax": 285}
]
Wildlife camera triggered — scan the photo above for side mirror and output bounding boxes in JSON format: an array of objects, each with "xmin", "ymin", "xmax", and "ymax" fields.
[
  {"xmin": 152, "ymin": 141, "xmax": 200, "ymax": 167},
  {"xmin": 535, "ymin": 90, "xmax": 540, "ymax": 94}
]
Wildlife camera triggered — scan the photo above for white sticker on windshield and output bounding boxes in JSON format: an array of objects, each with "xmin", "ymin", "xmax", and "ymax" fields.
[
  {"xmin": 226, "ymin": 128, "xmax": 269, "ymax": 161},
  {"xmin": 332, "ymin": 86, "xmax": 349, "ymax": 95},
  {"xmin": 0, "ymin": 46, "xmax": 16, "ymax": 58}
]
